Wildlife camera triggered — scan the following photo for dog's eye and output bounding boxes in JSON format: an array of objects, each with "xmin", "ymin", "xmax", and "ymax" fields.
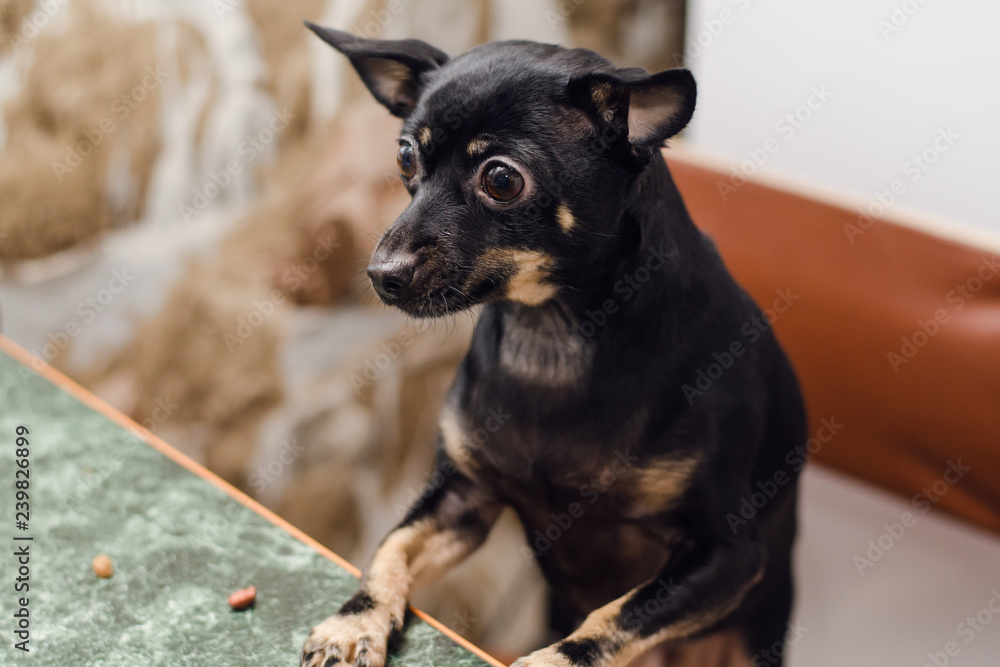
[
  {"xmin": 482, "ymin": 163, "xmax": 524, "ymax": 202},
  {"xmin": 397, "ymin": 144, "xmax": 416, "ymax": 179}
]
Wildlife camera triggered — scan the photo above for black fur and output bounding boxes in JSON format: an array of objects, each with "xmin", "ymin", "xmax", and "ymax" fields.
[
  {"xmin": 559, "ymin": 637, "xmax": 606, "ymax": 666},
  {"xmin": 306, "ymin": 24, "xmax": 807, "ymax": 666},
  {"xmin": 338, "ymin": 591, "xmax": 376, "ymax": 615}
]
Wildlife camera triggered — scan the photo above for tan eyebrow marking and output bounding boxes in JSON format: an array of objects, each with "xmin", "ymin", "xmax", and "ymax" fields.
[
  {"xmin": 556, "ymin": 203, "xmax": 576, "ymax": 233},
  {"xmin": 418, "ymin": 126, "xmax": 432, "ymax": 146},
  {"xmin": 466, "ymin": 137, "xmax": 492, "ymax": 158}
]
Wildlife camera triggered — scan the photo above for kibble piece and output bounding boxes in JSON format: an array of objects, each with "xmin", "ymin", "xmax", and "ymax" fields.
[
  {"xmin": 92, "ymin": 554, "xmax": 114, "ymax": 578},
  {"xmin": 228, "ymin": 586, "xmax": 256, "ymax": 611}
]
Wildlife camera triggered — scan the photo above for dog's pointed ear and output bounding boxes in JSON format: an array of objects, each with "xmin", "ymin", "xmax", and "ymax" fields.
[
  {"xmin": 304, "ymin": 21, "xmax": 449, "ymax": 118},
  {"xmin": 567, "ymin": 68, "xmax": 696, "ymax": 148}
]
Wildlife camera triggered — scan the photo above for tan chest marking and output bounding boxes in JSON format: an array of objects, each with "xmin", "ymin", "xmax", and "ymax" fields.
[
  {"xmin": 625, "ymin": 456, "xmax": 701, "ymax": 516},
  {"xmin": 496, "ymin": 302, "xmax": 594, "ymax": 387},
  {"xmin": 504, "ymin": 249, "xmax": 557, "ymax": 305},
  {"xmin": 467, "ymin": 248, "xmax": 556, "ymax": 306}
]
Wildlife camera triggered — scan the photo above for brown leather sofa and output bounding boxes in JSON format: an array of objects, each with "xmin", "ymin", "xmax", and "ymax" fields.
[{"xmin": 665, "ymin": 147, "xmax": 1000, "ymax": 537}]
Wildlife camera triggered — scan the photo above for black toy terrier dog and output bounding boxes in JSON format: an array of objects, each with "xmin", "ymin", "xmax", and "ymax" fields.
[{"xmin": 302, "ymin": 22, "xmax": 806, "ymax": 667}]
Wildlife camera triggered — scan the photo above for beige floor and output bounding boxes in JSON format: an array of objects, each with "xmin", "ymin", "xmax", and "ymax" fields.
[{"xmin": 791, "ymin": 464, "xmax": 1000, "ymax": 666}]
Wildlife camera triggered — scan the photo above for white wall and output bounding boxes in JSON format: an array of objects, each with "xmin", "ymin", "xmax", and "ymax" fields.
[{"xmin": 683, "ymin": 0, "xmax": 1000, "ymax": 234}]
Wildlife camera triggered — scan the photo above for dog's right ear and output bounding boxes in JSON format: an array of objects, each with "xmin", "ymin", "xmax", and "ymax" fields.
[
  {"xmin": 567, "ymin": 67, "xmax": 696, "ymax": 149},
  {"xmin": 304, "ymin": 22, "xmax": 449, "ymax": 118}
]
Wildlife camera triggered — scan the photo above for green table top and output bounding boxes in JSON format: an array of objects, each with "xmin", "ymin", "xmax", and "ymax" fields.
[{"xmin": 0, "ymin": 343, "xmax": 496, "ymax": 666}]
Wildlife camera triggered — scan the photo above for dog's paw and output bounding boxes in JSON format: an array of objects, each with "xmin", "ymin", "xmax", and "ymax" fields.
[
  {"xmin": 510, "ymin": 644, "xmax": 577, "ymax": 667},
  {"xmin": 300, "ymin": 611, "xmax": 395, "ymax": 667}
]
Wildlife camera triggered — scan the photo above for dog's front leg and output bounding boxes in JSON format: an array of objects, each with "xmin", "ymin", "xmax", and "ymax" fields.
[
  {"xmin": 301, "ymin": 453, "xmax": 503, "ymax": 667},
  {"xmin": 513, "ymin": 537, "xmax": 765, "ymax": 667}
]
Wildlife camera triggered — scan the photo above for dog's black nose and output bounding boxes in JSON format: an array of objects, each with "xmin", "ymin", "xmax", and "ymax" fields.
[{"xmin": 367, "ymin": 261, "xmax": 414, "ymax": 302}]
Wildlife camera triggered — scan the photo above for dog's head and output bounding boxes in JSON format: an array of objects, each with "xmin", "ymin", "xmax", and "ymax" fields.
[{"xmin": 307, "ymin": 24, "xmax": 695, "ymax": 317}]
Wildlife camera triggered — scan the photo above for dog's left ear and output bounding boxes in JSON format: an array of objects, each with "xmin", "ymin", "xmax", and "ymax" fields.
[
  {"xmin": 304, "ymin": 21, "xmax": 449, "ymax": 118},
  {"xmin": 568, "ymin": 68, "xmax": 696, "ymax": 148}
]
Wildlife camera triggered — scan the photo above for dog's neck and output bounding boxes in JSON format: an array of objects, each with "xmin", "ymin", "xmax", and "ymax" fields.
[
  {"xmin": 496, "ymin": 298, "xmax": 595, "ymax": 387},
  {"xmin": 611, "ymin": 154, "xmax": 708, "ymax": 300}
]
